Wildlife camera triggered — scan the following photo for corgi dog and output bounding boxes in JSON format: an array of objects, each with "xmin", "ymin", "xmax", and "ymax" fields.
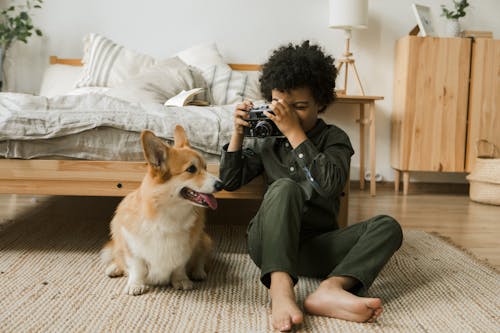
[{"xmin": 101, "ymin": 125, "xmax": 222, "ymax": 295}]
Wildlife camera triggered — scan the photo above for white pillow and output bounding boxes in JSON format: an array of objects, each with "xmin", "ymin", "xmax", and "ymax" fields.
[
  {"xmin": 202, "ymin": 64, "xmax": 252, "ymax": 105},
  {"xmin": 241, "ymin": 70, "xmax": 263, "ymax": 101},
  {"xmin": 176, "ymin": 42, "xmax": 226, "ymax": 72},
  {"xmin": 75, "ymin": 33, "xmax": 156, "ymax": 88},
  {"xmin": 106, "ymin": 56, "xmax": 208, "ymax": 104},
  {"xmin": 39, "ymin": 64, "xmax": 82, "ymax": 97}
]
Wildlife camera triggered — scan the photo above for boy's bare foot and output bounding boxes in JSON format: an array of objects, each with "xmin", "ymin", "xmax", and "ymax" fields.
[
  {"xmin": 304, "ymin": 276, "xmax": 383, "ymax": 323},
  {"xmin": 270, "ymin": 272, "xmax": 304, "ymax": 332}
]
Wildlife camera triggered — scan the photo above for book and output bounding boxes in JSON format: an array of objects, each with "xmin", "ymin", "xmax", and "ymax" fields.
[{"xmin": 164, "ymin": 88, "xmax": 208, "ymax": 107}]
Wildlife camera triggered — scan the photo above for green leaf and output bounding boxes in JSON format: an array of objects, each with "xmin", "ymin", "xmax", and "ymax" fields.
[
  {"xmin": 0, "ymin": 0, "xmax": 44, "ymax": 49},
  {"xmin": 441, "ymin": 0, "xmax": 469, "ymax": 19}
]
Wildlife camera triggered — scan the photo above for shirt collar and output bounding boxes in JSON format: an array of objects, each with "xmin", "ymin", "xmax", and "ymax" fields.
[{"xmin": 306, "ymin": 119, "xmax": 326, "ymax": 139}]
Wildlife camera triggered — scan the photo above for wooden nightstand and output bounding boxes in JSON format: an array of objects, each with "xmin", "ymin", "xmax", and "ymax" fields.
[{"xmin": 333, "ymin": 95, "xmax": 384, "ymax": 196}]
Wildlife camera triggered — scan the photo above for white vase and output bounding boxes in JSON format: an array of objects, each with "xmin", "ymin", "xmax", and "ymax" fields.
[{"xmin": 446, "ymin": 19, "xmax": 461, "ymax": 37}]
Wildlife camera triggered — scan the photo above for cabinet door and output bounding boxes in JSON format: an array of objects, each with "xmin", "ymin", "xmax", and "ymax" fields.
[
  {"xmin": 466, "ymin": 39, "xmax": 500, "ymax": 172},
  {"xmin": 393, "ymin": 37, "xmax": 471, "ymax": 172}
]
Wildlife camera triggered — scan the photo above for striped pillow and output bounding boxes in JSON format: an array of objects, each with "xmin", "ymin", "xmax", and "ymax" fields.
[
  {"xmin": 202, "ymin": 64, "xmax": 249, "ymax": 105},
  {"xmin": 243, "ymin": 71, "xmax": 264, "ymax": 101},
  {"xmin": 75, "ymin": 33, "xmax": 155, "ymax": 88}
]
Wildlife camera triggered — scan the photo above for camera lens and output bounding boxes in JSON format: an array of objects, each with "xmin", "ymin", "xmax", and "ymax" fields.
[{"xmin": 254, "ymin": 121, "xmax": 272, "ymax": 138}]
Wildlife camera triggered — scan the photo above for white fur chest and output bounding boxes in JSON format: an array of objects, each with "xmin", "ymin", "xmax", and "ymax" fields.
[{"xmin": 122, "ymin": 213, "xmax": 197, "ymax": 285}]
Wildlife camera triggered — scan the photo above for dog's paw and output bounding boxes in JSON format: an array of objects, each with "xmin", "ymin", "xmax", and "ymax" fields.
[
  {"xmin": 105, "ymin": 263, "xmax": 124, "ymax": 278},
  {"xmin": 172, "ymin": 278, "xmax": 194, "ymax": 290},
  {"xmin": 191, "ymin": 268, "xmax": 207, "ymax": 281},
  {"xmin": 125, "ymin": 283, "xmax": 149, "ymax": 296}
]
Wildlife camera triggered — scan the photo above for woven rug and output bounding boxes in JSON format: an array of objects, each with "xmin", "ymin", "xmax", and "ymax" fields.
[{"xmin": 0, "ymin": 197, "xmax": 499, "ymax": 332}]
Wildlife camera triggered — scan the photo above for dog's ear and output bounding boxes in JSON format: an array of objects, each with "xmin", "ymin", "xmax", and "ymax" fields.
[
  {"xmin": 173, "ymin": 125, "xmax": 190, "ymax": 148},
  {"xmin": 141, "ymin": 130, "xmax": 169, "ymax": 170}
]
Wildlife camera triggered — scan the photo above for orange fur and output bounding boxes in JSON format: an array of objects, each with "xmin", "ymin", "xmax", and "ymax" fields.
[{"xmin": 101, "ymin": 126, "xmax": 221, "ymax": 295}]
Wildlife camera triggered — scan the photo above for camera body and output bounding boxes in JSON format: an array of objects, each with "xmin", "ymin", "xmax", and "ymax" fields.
[{"xmin": 243, "ymin": 105, "xmax": 283, "ymax": 138}]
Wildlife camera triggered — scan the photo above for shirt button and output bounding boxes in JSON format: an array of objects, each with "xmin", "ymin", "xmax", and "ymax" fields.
[
  {"xmin": 289, "ymin": 166, "xmax": 295, "ymax": 172},
  {"xmin": 298, "ymin": 153, "xmax": 304, "ymax": 159},
  {"xmin": 285, "ymin": 142, "xmax": 290, "ymax": 148}
]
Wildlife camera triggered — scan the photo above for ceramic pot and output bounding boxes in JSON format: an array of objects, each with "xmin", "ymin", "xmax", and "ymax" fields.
[{"xmin": 446, "ymin": 19, "xmax": 461, "ymax": 37}]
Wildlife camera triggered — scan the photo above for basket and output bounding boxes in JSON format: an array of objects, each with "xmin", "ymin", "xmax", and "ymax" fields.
[{"xmin": 466, "ymin": 140, "xmax": 500, "ymax": 205}]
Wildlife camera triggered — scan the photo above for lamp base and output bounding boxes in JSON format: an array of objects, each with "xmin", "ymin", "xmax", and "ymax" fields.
[{"xmin": 336, "ymin": 29, "xmax": 365, "ymax": 96}]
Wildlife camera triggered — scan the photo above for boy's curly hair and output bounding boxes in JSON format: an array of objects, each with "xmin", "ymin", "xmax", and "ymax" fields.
[{"xmin": 259, "ymin": 41, "xmax": 337, "ymax": 113}]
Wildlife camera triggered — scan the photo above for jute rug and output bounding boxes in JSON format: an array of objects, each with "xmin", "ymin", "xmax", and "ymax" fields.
[{"xmin": 0, "ymin": 197, "xmax": 498, "ymax": 332}]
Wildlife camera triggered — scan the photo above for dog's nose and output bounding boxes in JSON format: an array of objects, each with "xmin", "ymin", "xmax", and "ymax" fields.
[{"xmin": 214, "ymin": 180, "xmax": 224, "ymax": 192}]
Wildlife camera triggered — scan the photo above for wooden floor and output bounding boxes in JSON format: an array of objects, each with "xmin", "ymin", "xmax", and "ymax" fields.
[
  {"xmin": 1, "ymin": 186, "xmax": 499, "ymax": 269},
  {"xmin": 349, "ymin": 187, "xmax": 500, "ymax": 270}
]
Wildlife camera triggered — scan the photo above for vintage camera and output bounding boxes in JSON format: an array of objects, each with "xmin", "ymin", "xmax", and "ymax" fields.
[{"xmin": 243, "ymin": 105, "xmax": 283, "ymax": 138}]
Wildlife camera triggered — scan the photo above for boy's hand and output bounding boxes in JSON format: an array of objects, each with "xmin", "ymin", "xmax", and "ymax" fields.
[
  {"xmin": 233, "ymin": 100, "xmax": 253, "ymax": 135},
  {"xmin": 265, "ymin": 99, "xmax": 306, "ymax": 147},
  {"xmin": 228, "ymin": 100, "xmax": 253, "ymax": 152}
]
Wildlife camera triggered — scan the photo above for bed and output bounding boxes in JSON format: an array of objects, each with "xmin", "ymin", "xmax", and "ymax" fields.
[
  {"xmin": 0, "ymin": 35, "xmax": 348, "ymax": 226},
  {"xmin": 0, "ymin": 61, "xmax": 263, "ymax": 198}
]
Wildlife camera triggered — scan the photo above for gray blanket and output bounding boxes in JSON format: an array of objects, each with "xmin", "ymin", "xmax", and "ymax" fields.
[{"xmin": 0, "ymin": 93, "xmax": 235, "ymax": 156}]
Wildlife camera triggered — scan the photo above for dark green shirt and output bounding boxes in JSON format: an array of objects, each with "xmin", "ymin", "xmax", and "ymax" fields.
[{"xmin": 220, "ymin": 119, "xmax": 354, "ymax": 229}]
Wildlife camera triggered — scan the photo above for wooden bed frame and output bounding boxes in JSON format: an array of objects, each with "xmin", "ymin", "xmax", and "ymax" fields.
[{"xmin": 0, "ymin": 56, "xmax": 348, "ymax": 225}]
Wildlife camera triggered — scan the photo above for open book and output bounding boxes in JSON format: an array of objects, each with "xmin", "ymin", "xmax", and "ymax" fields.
[{"xmin": 164, "ymin": 88, "xmax": 209, "ymax": 107}]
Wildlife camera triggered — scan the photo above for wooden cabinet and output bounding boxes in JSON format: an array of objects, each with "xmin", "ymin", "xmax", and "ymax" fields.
[
  {"xmin": 466, "ymin": 38, "xmax": 500, "ymax": 171},
  {"xmin": 391, "ymin": 36, "xmax": 500, "ymax": 194}
]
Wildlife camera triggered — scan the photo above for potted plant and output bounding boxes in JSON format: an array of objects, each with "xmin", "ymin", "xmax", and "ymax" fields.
[
  {"xmin": 441, "ymin": 0, "xmax": 470, "ymax": 37},
  {"xmin": 0, "ymin": 0, "xmax": 43, "ymax": 91}
]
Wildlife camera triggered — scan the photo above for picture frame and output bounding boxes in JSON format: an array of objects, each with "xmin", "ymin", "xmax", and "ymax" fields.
[{"xmin": 412, "ymin": 4, "xmax": 436, "ymax": 37}]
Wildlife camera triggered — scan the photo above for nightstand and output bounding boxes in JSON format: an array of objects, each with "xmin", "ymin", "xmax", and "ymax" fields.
[{"xmin": 333, "ymin": 95, "xmax": 384, "ymax": 196}]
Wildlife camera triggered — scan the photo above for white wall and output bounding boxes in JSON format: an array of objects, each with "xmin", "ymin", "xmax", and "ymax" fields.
[{"xmin": 3, "ymin": 0, "xmax": 500, "ymax": 183}]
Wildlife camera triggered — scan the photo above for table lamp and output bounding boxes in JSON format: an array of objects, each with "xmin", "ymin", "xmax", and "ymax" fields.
[{"xmin": 329, "ymin": 0, "xmax": 368, "ymax": 96}]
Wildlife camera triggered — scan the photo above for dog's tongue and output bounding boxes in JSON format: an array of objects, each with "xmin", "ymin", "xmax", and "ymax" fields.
[{"xmin": 200, "ymin": 193, "xmax": 217, "ymax": 210}]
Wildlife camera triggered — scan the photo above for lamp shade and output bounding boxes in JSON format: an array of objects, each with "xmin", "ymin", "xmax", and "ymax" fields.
[{"xmin": 329, "ymin": 0, "xmax": 368, "ymax": 30}]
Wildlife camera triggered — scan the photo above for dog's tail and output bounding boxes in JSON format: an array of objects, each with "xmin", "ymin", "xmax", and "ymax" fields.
[
  {"xmin": 100, "ymin": 240, "xmax": 115, "ymax": 265},
  {"xmin": 101, "ymin": 240, "xmax": 125, "ymax": 277}
]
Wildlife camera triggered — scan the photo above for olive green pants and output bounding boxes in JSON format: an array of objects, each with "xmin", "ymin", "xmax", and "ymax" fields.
[{"xmin": 247, "ymin": 178, "xmax": 403, "ymax": 295}]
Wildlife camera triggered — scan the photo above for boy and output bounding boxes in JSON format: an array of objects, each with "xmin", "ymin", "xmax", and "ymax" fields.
[{"xmin": 220, "ymin": 41, "xmax": 403, "ymax": 332}]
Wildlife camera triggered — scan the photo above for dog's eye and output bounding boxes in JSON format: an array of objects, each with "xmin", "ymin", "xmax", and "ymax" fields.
[{"xmin": 186, "ymin": 165, "xmax": 197, "ymax": 173}]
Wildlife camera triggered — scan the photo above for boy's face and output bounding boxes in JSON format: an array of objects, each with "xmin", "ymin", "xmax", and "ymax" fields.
[{"xmin": 271, "ymin": 87, "xmax": 320, "ymax": 133}]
